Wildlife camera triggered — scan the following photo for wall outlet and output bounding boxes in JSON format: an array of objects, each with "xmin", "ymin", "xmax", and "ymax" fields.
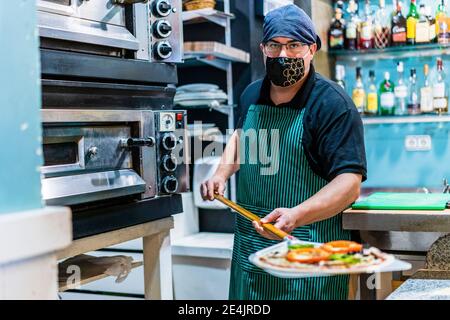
[{"xmin": 404, "ymin": 135, "xmax": 432, "ymax": 151}]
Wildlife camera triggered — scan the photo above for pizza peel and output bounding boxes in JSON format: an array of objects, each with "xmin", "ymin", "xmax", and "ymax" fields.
[{"xmin": 213, "ymin": 194, "xmax": 297, "ymax": 241}]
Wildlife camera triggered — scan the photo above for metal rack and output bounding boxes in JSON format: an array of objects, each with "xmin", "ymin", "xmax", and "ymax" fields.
[{"xmin": 180, "ymin": 0, "xmax": 250, "ymax": 201}]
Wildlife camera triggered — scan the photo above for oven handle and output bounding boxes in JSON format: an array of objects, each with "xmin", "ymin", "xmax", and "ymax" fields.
[
  {"xmin": 112, "ymin": 0, "xmax": 149, "ymax": 5},
  {"xmin": 120, "ymin": 137, "xmax": 155, "ymax": 148}
]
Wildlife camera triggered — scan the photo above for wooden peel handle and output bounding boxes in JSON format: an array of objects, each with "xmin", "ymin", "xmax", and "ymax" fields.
[{"xmin": 213, "ymin": 194, "xmax": 290, "ymax": 240}]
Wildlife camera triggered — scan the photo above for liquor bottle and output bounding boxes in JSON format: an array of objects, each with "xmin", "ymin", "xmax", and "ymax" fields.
[
  {"xmin": 352, "ymin": 67, "xmax": 366, "ymax": 113},
  {"xmin": 426, "ymin": 6, "xmax": 437, "ymax": 43},
  {"xmin": 415, "ymin": 4, "xmax": 430, "ymax": 44},
  {"xmin": 335, "ymin": 64, "xmax": 346, "ymax": 90},
  {"xmin": 366, "ymin": 70, "xmax": 378, "ymax": 115},
  {"xmin": 328, "ymin": 1, "xmax": 345, "ymax": 50},
  {"xmin": 345, "ymin": 0, "xmax": 360, "ymax": 50},
  {"xmin": 437, "ymin": 1, "xmax": 450, "ymax": 45},
  {"xmin": 406, "ymin": 0, "xmax": 419, "ymax": 45},
  {"xmin": 436, "ymin": 0, "xmax": 447, "ymax": 37},
  {"xmin": 394, "ymin": 62, "xmax": 408, "ymax": 115},
  {"xmin": 392, "ymin": 0, "xmax": 407, "ymax": 46},
  {"xmin": 420, "ymin": 64, "xmax": 434, "ymax": 113},
  {"xmin": 433, "ymin": 58, "xmax": 448, "ymax": 113},
  {"xmin": 407, "ymin": 68, "xmax": 420, "ymax": 114},
  {"xmin": 360, "ymin": 0, "xmax": 374, "ymax": 49},
  {"xmin": 374, "ymin": 0, "xmax": 391, "ymax": 49},
  {"xmin": 379, "ymin": 71, "xmax": 396, "ymax": 115}
]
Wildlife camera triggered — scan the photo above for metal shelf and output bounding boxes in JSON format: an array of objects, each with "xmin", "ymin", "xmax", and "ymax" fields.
[
  {"xmin": 183, "ymin": 43, "xmax": 250, "ymax": 71},
  {"xmin": 182, "ymin": 8, "xmax": 234, "ymax": 27},
  {"xmin": 179, "ymin": 0, "xmax": 237, "ymax": 202},
  {"xmin": 330, "ymin": 43, "xmax": 450, "ymax": 62},
  {"xmin": 362, "ymin": 114, "xmax": 450, "ymax": 125}
]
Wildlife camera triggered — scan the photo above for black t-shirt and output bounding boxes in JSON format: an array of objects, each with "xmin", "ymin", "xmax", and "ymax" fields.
[{"xmin": 236, "ymin": 65, "xmax": 367, "ymax": 182}]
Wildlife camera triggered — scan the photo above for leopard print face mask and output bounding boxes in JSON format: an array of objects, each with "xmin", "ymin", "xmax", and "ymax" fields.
[{"xmin": 265, "ymin": 57, "xmax": 306, "ymax": 87}]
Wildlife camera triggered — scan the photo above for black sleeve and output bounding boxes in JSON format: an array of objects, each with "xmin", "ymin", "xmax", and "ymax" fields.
[
  {"xmin": 303, "ymin": 86, "xmax": 367, "ymax": 182},
  {"xmin": 236, "ymin": 79, "xmax": 264, "ymax": 129}
]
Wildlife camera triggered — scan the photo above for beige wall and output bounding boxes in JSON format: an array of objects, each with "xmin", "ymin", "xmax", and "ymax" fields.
[{"xmin": 311, "ymin": 0, "xmax": 335, "ymax": 78}]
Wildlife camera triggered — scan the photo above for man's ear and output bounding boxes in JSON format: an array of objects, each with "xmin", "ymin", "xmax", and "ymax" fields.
[
  {"xmin": 260, "ymin": 43, "xmax": 265, "ymax": 53},
  {"xmin": 310, "ymin": 43, "xmax": 318, "ymax": 57}
]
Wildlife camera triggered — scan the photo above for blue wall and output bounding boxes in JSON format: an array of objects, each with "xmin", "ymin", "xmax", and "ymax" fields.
[
  {"xmin": 364, "ymin": 119, "xmax": 450, "ymax": 188},
  {"xmin": 0, "ymin": 0, "xmax": 43, "ymax": 214}
]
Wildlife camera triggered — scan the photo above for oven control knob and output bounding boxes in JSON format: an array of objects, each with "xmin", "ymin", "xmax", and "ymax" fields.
[
  {"xmin": 153, "ymin": 20, "xmax": 172, "ymax": 38},
  {"xmin": 161, "ymin": 133, "xmax": 177, "ymax": 150},
  {"xmin": 153, "ymin": 0, "xmax": 172, "ymax": 17},
  {"xmin": 162, "ymin": 176, "xmax": 178, "ymax": 194},
  {"xmin": 161, "ymin": 154, "xmax": 178, "ymax": 172},
  {"xmin": 154, "ymin": 41, "xmax": 173, "ymax": 60}
]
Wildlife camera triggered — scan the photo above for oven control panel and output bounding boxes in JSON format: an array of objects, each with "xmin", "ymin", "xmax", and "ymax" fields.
[
  {"xmin": 149, "ymin": 0, "xmax": 183, "ymax": 62},
  {"xmin": 154, "ymin": 110, "xmax": 189, "ymax": 195}
]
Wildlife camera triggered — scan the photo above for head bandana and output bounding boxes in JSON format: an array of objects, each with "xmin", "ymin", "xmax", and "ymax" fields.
[{"xmin": 262, "ymin": 4, "xmax": 321, "ymax": 50}]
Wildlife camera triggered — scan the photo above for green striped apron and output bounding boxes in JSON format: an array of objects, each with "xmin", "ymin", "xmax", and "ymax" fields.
[{"xmin": 229, "ymin": 104, "xmax": 351, "ymax": 300}]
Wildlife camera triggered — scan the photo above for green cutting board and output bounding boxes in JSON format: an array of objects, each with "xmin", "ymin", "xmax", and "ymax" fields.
[{"xmin": 352, "ymin": 192, "xmax": 450, "ymax": 210}]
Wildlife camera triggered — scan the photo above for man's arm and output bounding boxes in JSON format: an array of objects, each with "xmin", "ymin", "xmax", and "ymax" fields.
[
  {"xmin": 254, "ymin": 173, "xmax": 361, "ymax": 240},
  {"xmin": 201, "ymin": 130, "xmax": 240, "ymax": 201}
]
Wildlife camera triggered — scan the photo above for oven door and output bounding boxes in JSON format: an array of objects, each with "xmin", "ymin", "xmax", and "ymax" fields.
[
  {"xmin": 37, "ymin": 0, "xmax": 141, "ymax": 52},
  {"xmin": 41, "ymin": 109, "xmax": 157, "ymax": 206}
]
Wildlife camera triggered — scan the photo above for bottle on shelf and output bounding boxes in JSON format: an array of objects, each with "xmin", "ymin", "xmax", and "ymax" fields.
[
  {"xmin": 328, "ymin": 1, "xmax": 346, "ymax": 50},
  {"xmin": 394, "ymin": 62, "xmax": 408, "ymax": 115},
  {"xmin": 345, "ymin": 0, "xmax": 360, "ymax": 50},
  {"xmin": 360, "ymin": 0, "xmax": 375, "ymax": 49},
  {"xmin": 352, "ymin": 67, "xmax": 366, "ymax": 113},
  {"xmin": 392, "ymin": 0, "xmax": 407, "ymax": 46},
  {"xmin": 415, "ymin": 4, "xmax": 430, "ymax": 44},
  {"xmin": 335, "ymin": 64, "xmax": 346, "ymax": 90},
  {"xmin": 406, "ymin": 0, "xmax": 419, "ymax": 45},
  {"xmin": 436, "ymin": 0, "xmax": 448, "ymax": 40},
  {"xmin": 420, "ymin": 64, "xmax": 434, "ymax": 113},
  {"xmin": 366, "ymin": 70, "xmax": 378, "ymax": 115},
  {"xmin": 407, "ymin": 68, "xmax": 420, "ymax": 114},
  {"xmin": 374, "ymin": 0, "xmax": 391, "ymax": 49},
  {"xmin": 433, "ymin": 58, "xmax": 448, "ymax": 114},
  {"xmin": 379, "ymin": 71, "xmax": 396, "ymax": 115},
  {"xmin": 437, "ymin": 1, "xmax": 450, "ymax": 44},
  {"xmin": 426, "ymin": 5, "xmax": 437, "ymax": 43}
]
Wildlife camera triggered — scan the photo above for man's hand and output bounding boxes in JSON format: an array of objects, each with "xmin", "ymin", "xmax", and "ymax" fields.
[
  {"xmin": 201, "ymin": 175, "xmax": 226, "ymax": 201},
  {"xmin": 252, "ymin": 207, "xmax": 299, "ymax": 240}
]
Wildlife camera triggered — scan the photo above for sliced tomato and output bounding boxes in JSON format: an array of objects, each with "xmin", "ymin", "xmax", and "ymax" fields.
[
  {"xmin": 321, "ymin": 240, "xmax": 363, "ymax": 254},
  {"xmin": 286, "ymin": 248, "xmax": 331, "ymax": 264}
]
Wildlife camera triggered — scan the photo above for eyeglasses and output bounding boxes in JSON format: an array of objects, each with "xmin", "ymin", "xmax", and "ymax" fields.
[{"xmin": 263, "ymin": 41, "xmax": 310, "ymax": 57}]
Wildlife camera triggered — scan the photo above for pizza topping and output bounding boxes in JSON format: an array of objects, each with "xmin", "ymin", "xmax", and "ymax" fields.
[
  {"xmin": 287, "ymin": 243, "xmax": 315, "ymax": 250},
  {"xmin": 286, "ymin": 248, "xmax": 331, "ymax": 264},
  {"xmin": 321, "ymin": 240, "xmax": 363, "ymax": 254},
  {"xmin": 328, "ymin": 253, "xmax": 361, "ymax": 265}
]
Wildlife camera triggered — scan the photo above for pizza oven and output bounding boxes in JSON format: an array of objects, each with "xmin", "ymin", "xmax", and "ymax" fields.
[{"xmin": 37, "ymin": 0, "xmax": 189, "ymax": 239}]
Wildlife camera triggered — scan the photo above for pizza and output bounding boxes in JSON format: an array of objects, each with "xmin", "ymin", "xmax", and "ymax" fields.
[{"xmin": 257, "ymin": 240, "xmax": 392, "ymax": 272}]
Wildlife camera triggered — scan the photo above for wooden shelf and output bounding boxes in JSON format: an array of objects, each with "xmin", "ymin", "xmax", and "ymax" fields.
[
  {"xmin": 58, "ymin": 254, "xmax": 142, "ymax": 292},
  {"xmin": 182, "ymin": 8, "xmax": 234, "ymax": 27}
]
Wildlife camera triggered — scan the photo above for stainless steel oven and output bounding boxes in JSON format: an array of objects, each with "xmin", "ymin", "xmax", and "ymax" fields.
[
  {"xmin": 37, "ymin": 0, "xmax": 187, "ymax": 239},
  {"xmin": 37, "ymin": 0, "xmax": 183, "ymax": 62},
  {"xmin": 41, "ymin": 109, "xmax": 189, "ymax": 207}
]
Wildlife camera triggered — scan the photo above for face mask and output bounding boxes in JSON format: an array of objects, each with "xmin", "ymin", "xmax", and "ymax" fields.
[{"xmin": 265, "ymin": 56, "xmax": 307, "ymax": 87}]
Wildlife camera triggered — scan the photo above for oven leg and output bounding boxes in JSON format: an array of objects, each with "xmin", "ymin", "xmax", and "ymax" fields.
[{"xmin": 143, "ymin": 230, "xmax": 172, "ymax": 300}]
